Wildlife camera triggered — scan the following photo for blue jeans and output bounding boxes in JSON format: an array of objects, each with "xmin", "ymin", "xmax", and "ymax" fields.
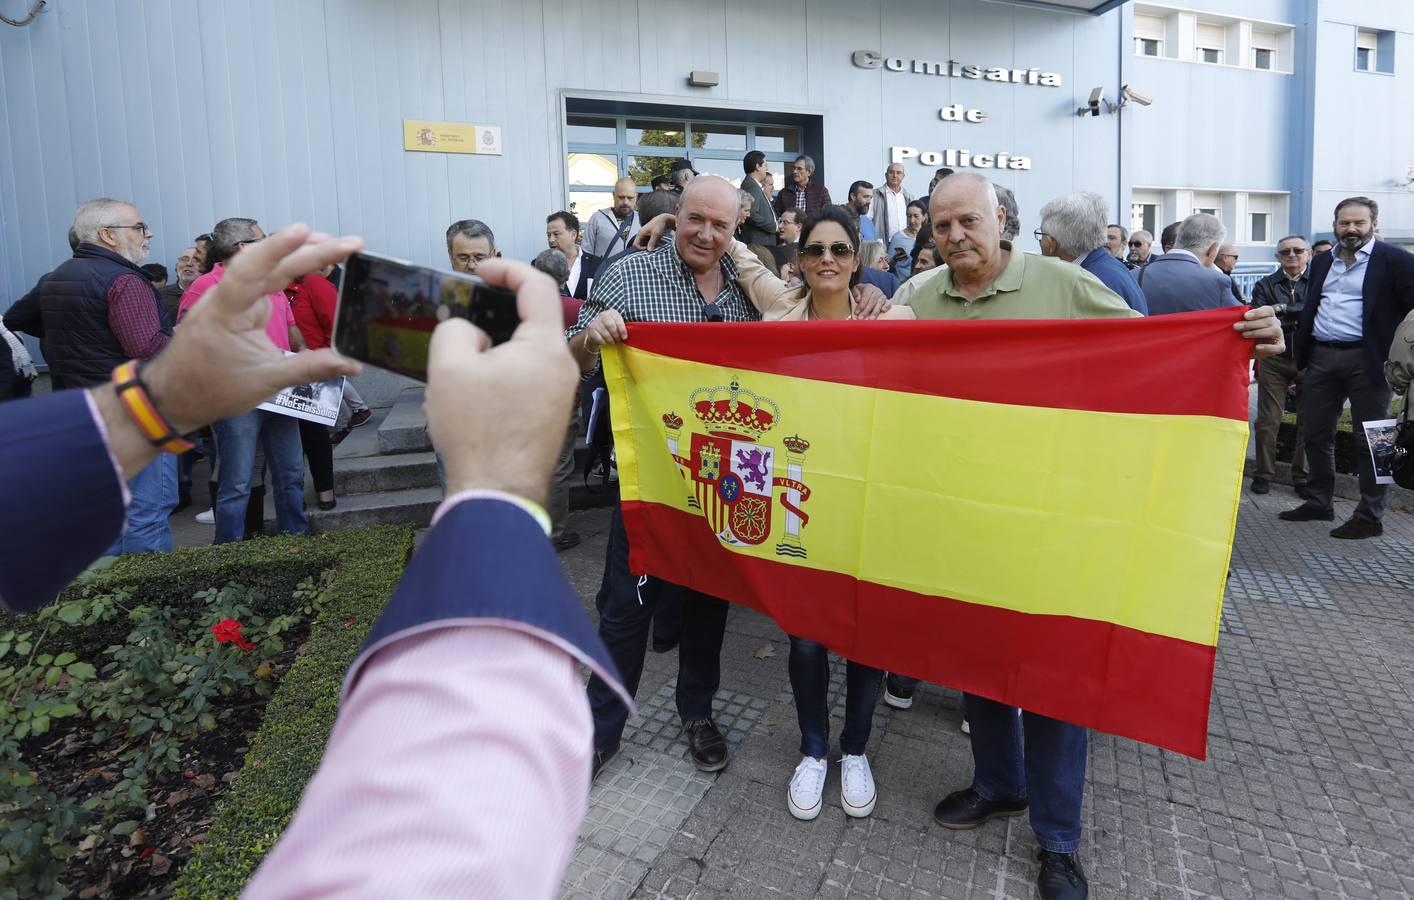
[
  {"xmin": 789, "ymin": 636, "xmax": 882, "ymax": 758},
  {"xmin": 964, "ymin": 692, "xmax": 1088, "ymax": 854},
  {"xmin": 585, "ymin": 503, "xmax": 729, "ymax": 753},
  {"xmin": 211, "ymin": 410, "xmax": 308, "ymax": 543},
  {"xmin": 104, "ymin": 454, "xmax": 177, "ymax": 555}
]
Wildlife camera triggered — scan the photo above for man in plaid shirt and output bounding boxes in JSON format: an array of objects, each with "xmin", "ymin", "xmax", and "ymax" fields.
[{"xmin": 570, "ymin": 176, "xmax": 758, "ymax": 777}]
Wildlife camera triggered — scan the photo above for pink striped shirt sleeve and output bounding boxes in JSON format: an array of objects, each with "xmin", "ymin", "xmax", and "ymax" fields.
[{"xmin": 244, "ymin": 627, "xmax": 591, "ymax": 899}]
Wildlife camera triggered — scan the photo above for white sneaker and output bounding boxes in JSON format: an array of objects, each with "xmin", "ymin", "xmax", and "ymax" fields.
[
  {"xmin": 840, "ymin": 754, "xmax": 877, "ymax": 818},
  {"xmin": 787, "ymin": 756, "xmax": 827, "ymax": 821},
  {"xmin": 195, "ymin": 509, "xmax": 215, "ymax": 524}
]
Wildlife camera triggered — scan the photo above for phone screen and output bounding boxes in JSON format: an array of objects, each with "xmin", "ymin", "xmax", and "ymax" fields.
[{"xmin": 333, "ymin": 251, "xmax": 519, "ymax": 381}]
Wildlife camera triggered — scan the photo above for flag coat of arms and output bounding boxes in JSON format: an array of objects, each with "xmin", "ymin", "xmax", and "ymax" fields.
[{"xmin": 603, "ymin": 309, "xmax": 1252, "ymax": 759}]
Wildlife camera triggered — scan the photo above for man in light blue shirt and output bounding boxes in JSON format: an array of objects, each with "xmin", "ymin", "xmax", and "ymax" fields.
[{"xmin": 1284, "ymin": 196, "xmax": 1414, "ymax": 539}]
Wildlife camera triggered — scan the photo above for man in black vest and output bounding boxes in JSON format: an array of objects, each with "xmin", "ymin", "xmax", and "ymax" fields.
[{"xmin": 31, "ymin": 198, "xmax": 177, "ymax": 553}]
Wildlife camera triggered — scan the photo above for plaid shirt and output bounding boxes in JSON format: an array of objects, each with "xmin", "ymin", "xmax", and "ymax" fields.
[
  {"xmin": 107, "ymin": 273, "xmax": 169, "ymax": 360},
  {"xmin": 567, "ymin": 239, "xmax": 759, "ymax": 343}
]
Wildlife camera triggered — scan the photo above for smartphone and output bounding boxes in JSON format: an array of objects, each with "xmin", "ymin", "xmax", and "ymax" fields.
[{"xmin": 333, "ymin": 251, "xmax": 519, "ymax": 381}]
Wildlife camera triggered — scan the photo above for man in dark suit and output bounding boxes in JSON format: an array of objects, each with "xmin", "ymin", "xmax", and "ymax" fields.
[
  {"xmin": 0, "ymin": 226, "xmax": 630, "ymax": 895},
  {"xmin": 738, "ymin": 150, "xmax": 778, "ymax": 248},
  {"xmin": 773, "ymin": 154, "xmax": 831, "ymax": 217},
  {"xmin": 1280, "ymin": 196, "xmax": 1414, "ymax": 539},
  {"xmin": 1138, "ymin": 213, "xmax": 1242, "ymax": 316},
  {"xmin": 547, "ymin": 210, "xmax": 600, "ymax": 301}
]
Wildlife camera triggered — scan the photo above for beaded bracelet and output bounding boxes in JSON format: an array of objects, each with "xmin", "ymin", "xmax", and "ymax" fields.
[{"xmin": 111, "ymin": 360, "xmax": 195, "ymax": 454}]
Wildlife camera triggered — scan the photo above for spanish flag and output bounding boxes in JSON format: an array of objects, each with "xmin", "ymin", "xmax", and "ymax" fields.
[{"xmin": 603, "ymin": 308, "xmax": 1252, "ymax": 760}]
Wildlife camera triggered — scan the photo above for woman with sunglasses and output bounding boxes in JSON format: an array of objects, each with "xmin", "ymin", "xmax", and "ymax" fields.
[{"xmin": 635, "ymin": 205, "xmax": 909, "ymax": 823}]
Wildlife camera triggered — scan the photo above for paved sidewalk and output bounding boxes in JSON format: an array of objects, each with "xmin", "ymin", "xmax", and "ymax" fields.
[{"xmin": 557, "ymin": 483, "xmax": 1414, "ymax": 899}]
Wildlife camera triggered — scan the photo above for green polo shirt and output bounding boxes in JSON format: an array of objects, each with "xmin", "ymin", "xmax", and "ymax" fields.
[{"xmin": 903, "ymin": 241, "xmax": 1139, "ymax": 321}]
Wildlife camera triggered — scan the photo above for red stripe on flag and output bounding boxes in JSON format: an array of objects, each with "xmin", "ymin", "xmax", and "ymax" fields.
[
  {"xmin": 623, "ymin": 500, "xmax": 1216, "ymax": 759},
  {"xmin": 623, "ymin": 307, "xmax": 1251, "ymax": 421}
]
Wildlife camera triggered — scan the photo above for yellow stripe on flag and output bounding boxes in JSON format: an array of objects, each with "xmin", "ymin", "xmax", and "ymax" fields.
[{"xmin": 607, "ymin": 347, "xmax": 1247, "ymax": 649}]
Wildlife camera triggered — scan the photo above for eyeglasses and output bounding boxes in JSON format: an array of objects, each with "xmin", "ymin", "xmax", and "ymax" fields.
[
  {"xmin": 105, "ymin": 223, "xmax": 151, "ymax": 235},
  {"xmin": 1032, "ymin": 229, "xmax": 1049, "ymax": 243},
  {"xmin": 236, "ymin": 236, "xmax": 266, "ymax": 247},
  {"xmin": 703, "ymin": 301, "xmax": 724, "ymax": 323},
  {"xmin": 452, "ymin": 253, "xmax": 493, "ymax": 266},
  {"xmin": 799, "ymin": 241, "xmax": 855, "ymax": 260},
  {"xmin": 1128, "ymin": 240, "xmax": 1145, "ymax": 247},
  {"xmin": 1276, "ymin": 248, "xmax": 1307, "ymax": 257}
]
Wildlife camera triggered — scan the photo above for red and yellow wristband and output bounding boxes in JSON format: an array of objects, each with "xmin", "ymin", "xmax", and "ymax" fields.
[{"xmin": 111, "ymin": 360, "xmax": 195, "ymax": 454}]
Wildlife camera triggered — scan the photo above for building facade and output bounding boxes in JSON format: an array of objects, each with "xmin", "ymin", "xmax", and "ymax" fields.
[{"xmin": 1, "ymin": 0, "xmax": 1411, "ymax": 344}]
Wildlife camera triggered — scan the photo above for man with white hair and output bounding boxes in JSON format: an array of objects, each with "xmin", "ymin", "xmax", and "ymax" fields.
[
  {"xmin": 905, "ymin": 174, "xmax": 1285, "ymax": 900},
  {"xmin": 1036, "ymin": 192, "xmax": 1148, "ymax": 314},
  {"xmin": 1137, "ymin": 213, "xmax": 1242, "ymax": 316},
  {"xmin": 26, "ymin": 198, "xmax": 178, "ymax": 553},
  {"xmin": 570, "ymin": 175, "xmax": 759, "ymax": 778}
]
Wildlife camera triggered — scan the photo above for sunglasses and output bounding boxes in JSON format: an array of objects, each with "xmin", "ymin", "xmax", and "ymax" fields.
[
  {"xmin": 1276, "ymin": 248, "xmax": 1307, "ymax": 257},
  {"xmin": 799, "ymin": 241, "xmax": 856, "ymax": 260},
  {"xmin": 1128, "ymin": 240, "xmax": 1145, "ymax": 247}
]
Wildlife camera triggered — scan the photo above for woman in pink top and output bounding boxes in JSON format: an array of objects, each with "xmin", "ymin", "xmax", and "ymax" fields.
[{"xmin": 179, "ymin": 219, "xmax": 312, "ymax": 543}]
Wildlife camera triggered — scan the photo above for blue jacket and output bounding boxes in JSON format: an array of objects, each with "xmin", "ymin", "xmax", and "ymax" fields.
[
  {"xmin": 0, "ymin": 389, "xmax": 630, "ymax": 714},
  {"xmin": 859, "ymin": 267, "xmax": 900, "ymax": 300},
  {"xmin": 1296, "ymin": 241, "xmax": 1414, "ymax": 389},
  {"xmin": 1138, "ymin": 252, "xmax": 1241, "ymax": 317},
  {"xmin": 1080, "ymin": 247, "xmax": 1148, "ymax": 315}
]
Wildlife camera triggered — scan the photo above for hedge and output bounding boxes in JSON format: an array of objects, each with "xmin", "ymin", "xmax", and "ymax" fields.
[
  {"xmin": 168, "ymin": 524, "xmax": 414, "ymax": 896},
  {"xmin": 1, "ymin": 525, "xmax": 415, "ymax": 896}
]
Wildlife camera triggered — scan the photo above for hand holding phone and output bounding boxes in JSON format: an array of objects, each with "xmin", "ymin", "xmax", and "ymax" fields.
[{"xmin": 333, "ymin": 251, "xmax": 520, "ymax": 381}]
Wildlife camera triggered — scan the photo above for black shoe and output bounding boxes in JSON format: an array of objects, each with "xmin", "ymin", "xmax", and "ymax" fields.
[
  {"xmin": 682, "ymin": 719, "xmax": 728, "ymax": 772},
  {"xmin": 650, "ymin": 635, "xmax": 679, "ymax": 653},
  {"xmin": 172, "ymin": 490, "xmax": 193, "ymax": 514},
  {"xmin": 883, "ymin": 674, "xmax": 915, "ymax": 710},
  {"xmin": 1250, "ymin": 478, "xmax": 1270, "ymax": 495},
  {"xmin": 1037, "ymin": 850, "xmax": 1088, "ymax": 900},
  {"xmin": 553, "ymin": 531, "xmax": 581, "ymax": 552},
  {"xmin": 318, "ymin": 497, "xmax": 337, "ymax": 511},
  {"xmin": 1278, "ymin": 503, "xmax": 1334, "ymax": 522},
  {"xmin": 1330, "ymin": 516, "xmax": 1383, "ymax": 539},
  {"xmin": 592, "ymin": 743, "xmax": 619, "ymax": 779},
  {"xmin": 932, "ymin": 787, "xmax": 1027, "ymax": 830}
]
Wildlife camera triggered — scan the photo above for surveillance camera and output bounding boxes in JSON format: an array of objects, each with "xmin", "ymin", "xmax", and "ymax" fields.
[
  {"xmin": 1121, "ymin": 85, "xmax": 1153, "ymax": 107},
  {"xmin": 1076, "ymin": 86, "xmax": 1103, "ymax": 117}
]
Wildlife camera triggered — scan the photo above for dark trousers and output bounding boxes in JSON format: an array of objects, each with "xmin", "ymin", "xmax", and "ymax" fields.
[
  {"xmin": 548, "ymin": 408, "xmax": 580, "ymax": 540},
  {"xmin": 1301, "ymin": 345, "xmax": 1393, "ymax": 521},
  {"xmin": 1254, "ymin": 355, "xmax": 1306, "ymax": 483},
  {"xmin": 965, "ymin": 693, "xmax": 1088, "ymax": 854},
  {"xmin": 298, "ymin": 418, "xmax": 335, "ymax": 494},
  {"xmin": 586, "ymin": 503, "xmax": 729, "ymax": 752},
  {"xmin": 789, "ymin": 636, "xmax": 881, "ymax": 758}
]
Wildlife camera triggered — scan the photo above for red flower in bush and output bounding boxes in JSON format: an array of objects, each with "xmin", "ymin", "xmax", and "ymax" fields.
[{"xmin": 211, "ymin": 618, "xmax": 255, "ymax": 652}]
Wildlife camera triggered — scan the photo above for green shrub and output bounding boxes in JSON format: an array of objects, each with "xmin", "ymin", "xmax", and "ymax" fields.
[{"xmin": 174, "ymin": 525, "xmax": 413, "ymax": 897}]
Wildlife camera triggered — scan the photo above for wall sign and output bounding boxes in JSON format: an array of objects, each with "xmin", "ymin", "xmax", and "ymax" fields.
[
  {"xmin": 403, "ymin": 120, "xmax": 503, "ymax": 155},
  {"xmin": 852, "ymin": 50, "xmax": 1062, "ymax": 87}
]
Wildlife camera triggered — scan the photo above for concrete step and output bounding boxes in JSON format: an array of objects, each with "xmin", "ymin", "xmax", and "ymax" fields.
[
  {"xmin": 309, "ymin": 486, "xmax": 444, "ymax": 531},
  {"xmin": 334, "ymin": 451, "xmax": 440, "ymax": 494},
  {"xmin": 377, "ymin": 387, "xmax": 431, "ymax": 454}
]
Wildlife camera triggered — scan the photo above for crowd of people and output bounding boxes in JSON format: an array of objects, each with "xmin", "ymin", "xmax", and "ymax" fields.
[{"xmin": 1, "ymin": 145, "xmax": 1410, "ymax": 900}]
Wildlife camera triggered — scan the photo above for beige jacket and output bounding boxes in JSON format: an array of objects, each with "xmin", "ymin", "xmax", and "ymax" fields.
[
  {"xmin": 1385, "ymin": 308, "xmax": 1414, "ymax": 396},
  {"xmin": 727, "ymin": 241, "xmax": 917, "ymax": 322}
]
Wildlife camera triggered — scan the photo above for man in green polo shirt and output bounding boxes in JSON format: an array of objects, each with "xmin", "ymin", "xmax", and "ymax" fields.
[{"xmin": 908, "ymin": 173, "xmax": 1285, "ymax": 900}]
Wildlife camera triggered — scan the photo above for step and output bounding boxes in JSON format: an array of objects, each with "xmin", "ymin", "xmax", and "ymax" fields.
[
  {"xmin": 334, "ymin": 451, "xmax": 440, "ymax": 494},
  {"xmin": 309, "ymin": 486, "xmax": 445, "ymax": 532},
  {"xmin": 377, "ymin": 387, "xmax": 431, "ymax": 454}
]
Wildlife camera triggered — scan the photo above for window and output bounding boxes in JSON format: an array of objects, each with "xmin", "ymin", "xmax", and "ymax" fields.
[
  {"xmin": 1133, "ymin": 12, "xmax": 1167, "ymax": 58},
  {"xmin": 1195, "ymin": 207, "xmax": 1219, "ymax": 217},
  {"xmin": 565, "ymin": 111, "xmax": 805, "ymax": 215},
  {"xmin": 1253, "ymin": 48, "xmax": 1273, "ymax": 70},
  {"xmin": 1131, "ymin": 203, "xmax": 1158, "ymax": 236},
  {"xmin": 1200, "ymin": 47, "xmax": 1222, "ymax": 64},
  {"xmin": 1136, "ymin": 37, "xmax": 1161, "ymax": 56},
  {"xmin": 1357, "ymin": 46, "xmax": 1374, "ymax": 71},
  {"xmin": 1250, "ymin": 213, "xmax": 1270, "ymax": 244},
  {"xmin": 1354, "ymin": 28, "xmax": 1394, "ymax": 73},
  {"xmin": 1196, "ymin": 23, "xmax": 1226, "ymax": 65},
  {"xmin": 1251, "ymin": 30, "xmax": 1279, "ymax": 71}
]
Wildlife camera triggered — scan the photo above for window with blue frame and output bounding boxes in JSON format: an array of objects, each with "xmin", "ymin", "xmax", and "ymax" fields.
[{"xmin": 565, "ymin": 113, "xmax": 804, "ymax": 219}]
